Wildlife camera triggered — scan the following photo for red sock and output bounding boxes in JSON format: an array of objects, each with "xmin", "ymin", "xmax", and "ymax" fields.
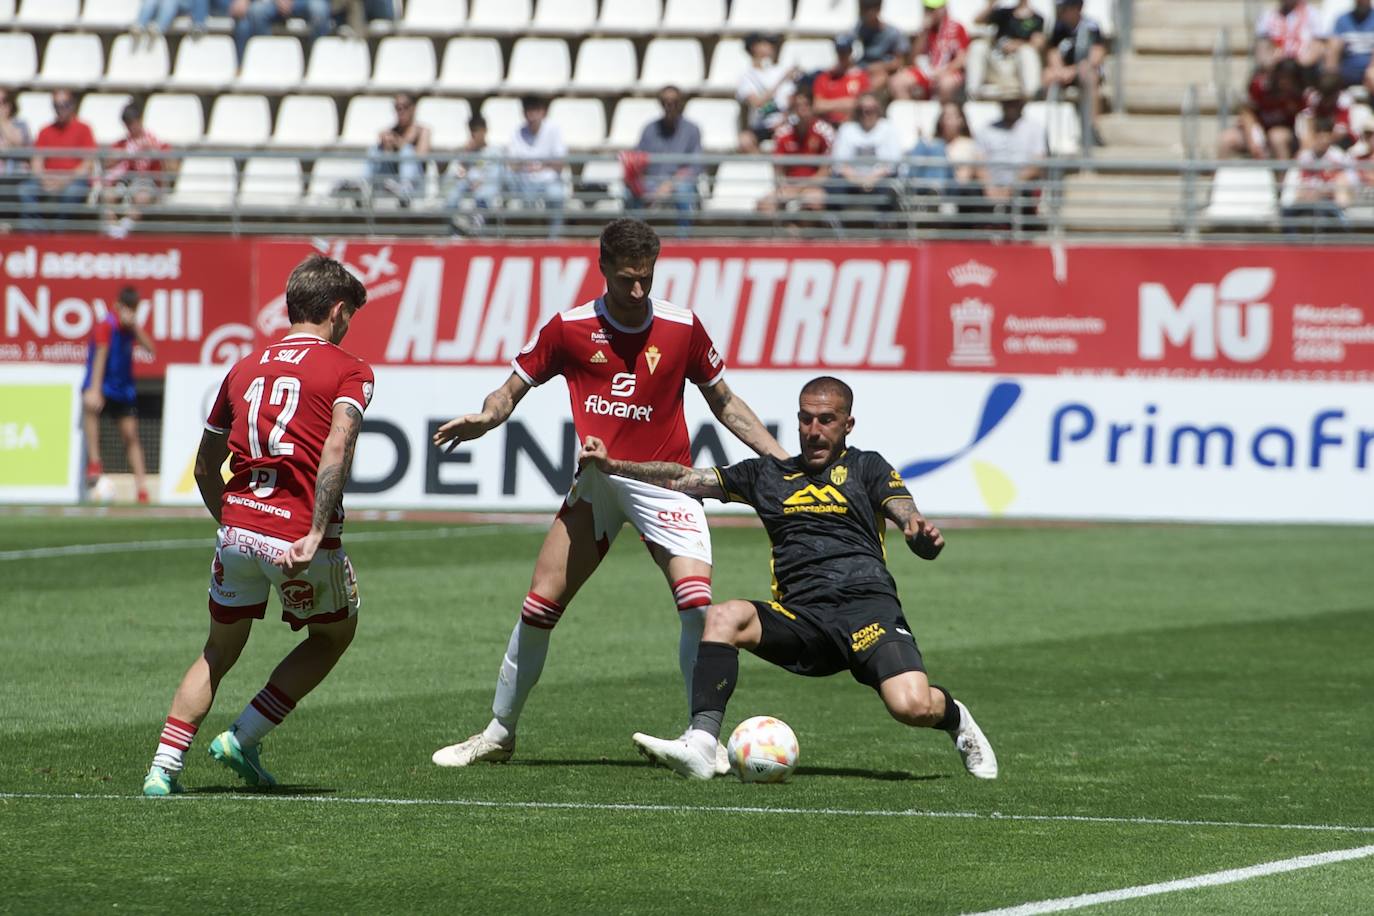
[{"xmin": 152, "ymin": 716, "xmax": 197, "ymax": 774}]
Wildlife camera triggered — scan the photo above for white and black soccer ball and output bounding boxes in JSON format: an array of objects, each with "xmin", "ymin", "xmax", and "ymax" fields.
[{"xmin": 726, "ymin": 716, "xmax": 799, "ymax": 783}]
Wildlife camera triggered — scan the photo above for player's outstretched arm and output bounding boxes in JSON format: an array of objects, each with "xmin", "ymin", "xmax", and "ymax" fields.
[
  {"xmin": 699, "ymin": 379, "xmax": 789, "ymax": 460},
  {"xmin": 432, "ymin": 372, "xmax": 531, "ymax": 452},
  {"xmin": 277, "ymin": 402, "xmax": 364, "ymax": 576},
  {"xmin": 579, "ymin": 436, "xmax": 727, "ymax": 501},
  {"xmin": 193, "ymin": 429, "xmax": 230, "ymax": 524},
  {"xmin": 884, "ymin": 496, "xmax": 945, "ymax": 561}
]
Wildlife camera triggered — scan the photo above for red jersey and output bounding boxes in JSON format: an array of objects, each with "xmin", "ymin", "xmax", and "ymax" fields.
[
  {"xmin": 926, "ymin": 17, "xmax": 970, "ymax": 69},
  {"xmin": 36, "ymin": 119, "xmax": 97, "ymax": 172},
  {"xmin": 813, "ymin": 66, "xmax": 871, "ymax": 126},
  {"xmin": 773, "ymin": 117, "xmax": 836, "ymax": 178},
  {"xmin": 206, "ymin": 333, "xmax": 375, "ymax": 544},
  {"xmin": 104, "ymin": 130, "xmax": 171, "ymax": 185},
  {"xmin": 1249, "ymin": 74, "xmax": 1304, "ymax": 130},
  {"xmin": 513, "ymin": 297, "xmax": 725, "ymax": 465}
]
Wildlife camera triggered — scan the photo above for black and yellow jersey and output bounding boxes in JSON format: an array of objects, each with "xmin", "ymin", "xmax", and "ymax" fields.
[{"xmin": 712, "ymin": 447, "xmax": 914, "ymax": 608}]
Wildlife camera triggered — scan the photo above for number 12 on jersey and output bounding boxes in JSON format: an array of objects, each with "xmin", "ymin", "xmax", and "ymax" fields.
[{"xmin": 244, "ymin": 376, "xmax": 301, "ymax": 459}]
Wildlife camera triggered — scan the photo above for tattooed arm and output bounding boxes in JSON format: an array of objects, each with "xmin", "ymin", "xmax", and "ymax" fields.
[
  {"xmin": 699, "ymin": 378, "xmax": 789, "ymax": 460},
  {"xmin": 277, "ymin": 402, "xmax": 364, "ymax": 575},
  {"xmin": 578, "ymin": 436, "xmax": 726, "ymax": 501},
  {"xmin": 883, "ymin": 496, "xmax": 945, "ymax": 561},
  {"xmin": 433, "ymin": 372, "xmax": 531, "ymax": 452}
]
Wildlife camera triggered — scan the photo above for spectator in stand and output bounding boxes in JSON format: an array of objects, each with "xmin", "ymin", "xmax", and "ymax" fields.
[
  {"xmin": 504, "ymin": 95, "xmax": 567, "ymax": 238},
  {"xmin": 854, "ymin": 0, "xmax": 907, "ymax": 94},
  {"xmin": 968, "ymin": 0, "xmax": 1047, "ymax": 100},
  {"xmin": 100, "ymin": 101, "xmax": 175, "ymax": 239},
  {"xmin": 134, "ymin": 0, "xmax": 233, "ymax": 42},
  {"xmin": 813, "ymin": 35, "xmax": 871, "ymax": 128},
  {"xmin": 1043, "ymin": 0, "xmax": 1108, "ymax": 145},
  {"xmin": 18, "ymin": 90, "xmax": 97, "ymax": 233},
  {"xmin": 365, "ymin": 92, "xmax": 431, "ymax": 206},
  {"xmin": 0, "ymin": 89, "xmax": 31, "ymax": 228},
  {"xmin": 236, "ymin": 0, "xmax": 331, "ymax": 61},
  {"xmin": 333, "ymin": 0, "xmax": 395, "ymax": 38},
  {"xmin": 891, "ymin": 0, "xmax": 970, "ymax": 102},
  {"xmin": 1219, "ymin": 58, "xmax": 1306, "ymax": 159},
  {"xmin": 759, "ymin": 89, "xmax": 834, "ymax": 215},
  {"xmin": 1255, "ymin": 0, "xmax": 1324, "ymax": 72},
  {"xmin": 1297, "ymin": 73, "xmax": 1354, "ymax": 151},
  {"xmin": 909, "ymin": 101, "xmax": 981, "ymax": 198},
  {"xmin": 626, "ymin": 85, "xmax": 703, "ymax": 232},
  {"xmin": 1281, "ymin": 117, "xmax": 1356, "ymax": 234},
  {"xmin": 829, "ymin": 93, "xmax": 902, "ymax": 211},
  {"xmin": 736, "ymin": 33, "xmax": 799, "ymax": 155},
  {"xmin": 83, "ymin": 286, "xmax": 156, "ymax": 504},
  {"xmin": 1324, "ymin": 0, "xmax": 1374, "ymax": 95},
  {"xmin": 446, "ymin": 114, "xmax": 501, "ymax": 236},
  {"xmin": 974, "ymin": 88, "xmax": 1046, "ymax": 223},
  {"xmin": 1348, "ymin": 110, "xmax": 1374, "ymax": 185}
]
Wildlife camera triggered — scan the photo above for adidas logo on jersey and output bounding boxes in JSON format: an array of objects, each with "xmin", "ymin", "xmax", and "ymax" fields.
[
  {"xmin": 590, "ymin": 350, "xmax": 608, "ymax": 364},
  {"xmin": 782, "ymin": 484, "xmax": 848, "ymax": 515},
  {"xmin": 584, "ymin": 394, "xmax": 653, "ymax": 422}
]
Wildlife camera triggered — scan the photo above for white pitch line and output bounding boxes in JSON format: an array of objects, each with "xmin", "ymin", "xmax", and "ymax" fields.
[
  {"xmin": 965, "ymin": 843, "xmax": 1374, "ymax": 915},
  {"xmin": 0, "ymin": 525, "xmax": 535, "ymax": 561},
  {"xmin": 1, "ymin": 792, "xmax": 1373, "ymax": 837}
]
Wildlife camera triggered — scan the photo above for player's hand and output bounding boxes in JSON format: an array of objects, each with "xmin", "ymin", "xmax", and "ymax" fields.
[
  {"xmin": 82, "ymin": 388, "xmax": 104, "ymax": 414},
  {"xmin": 578, "ymin": 435, "xmax": 610, "ymax": 470},
  {"xmin": 903, "ymin": 514, "xmax": 944, "ymax": 560},
  {"xmin": 433, "ymin": 412, "xmax": 495, "ymax": 451},
  {"xmin": 276, "ymin": 531, "xmax": 322, "ymax": 577}
]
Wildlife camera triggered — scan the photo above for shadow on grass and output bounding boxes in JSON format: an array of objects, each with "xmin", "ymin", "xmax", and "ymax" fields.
[
  {"xmin": 184, "ymin": 785, "xmax": 337, "ymax": 796},
  {"xmin": 795, "ymin": 767, "xmax": 949, "ymax": 782},
  {"xmin": 512, "ymin": 759, "xmax": 657, "ymax": 769}
]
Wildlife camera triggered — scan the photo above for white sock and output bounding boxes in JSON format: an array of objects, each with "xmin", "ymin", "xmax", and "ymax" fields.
[
  {"xmin": 232, "ymin": 684, "xmax": 297, "ymax": 748},
  {"xmin": 685, "ymin": 727, "xmax": 717, "ymax": 757},
  {"xmin": 677, "ymin": 606, "xmax": 706, "ymax": 714},
  {"xmin": 487, "ymin": 620, "xmax": 552, "ymax": 743}
]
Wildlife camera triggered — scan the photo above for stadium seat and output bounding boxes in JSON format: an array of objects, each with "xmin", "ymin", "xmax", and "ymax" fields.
[
  {"xmin": 80, "ymin": 0, "xmax": 141, "ymax": 28},
  {"xmin": 964, "ymin": 101, "xmax": 1002, "ymax": 138},
  {"xmin": 571, "ymin": 39, "xmax": 638, "ymax": 94},
  {"xmin": 1026, "ymin": 100, "xmax": 1082, "ymax": 156},
  {"xmin": 270, "ymin": 95, "xmax": 339, "ymax": 147},
  {"xmin": 577, "ymin": 158, "xmax": 625, "ymax": 211},
  {"xmin": 468, "ymin": 0, "xmax": 531, "ymax": 32},
  {"xmin": 608, "ymin": 97, "xmax": 663, "ymax": 148},
  {"xmin": 1205, "ymin": 167, "xmax": 1278, "ymax": 223},
  {"xmin": 882, "ymin": 0, "xmax": 924, "ymax": 32},
  {"xmin": 549, "ymin": 98, "xmax": 607, "ymax": 150},
  {"xmin": 340, "ymin": 95, "xmax": 396, "ymax": 146},
  {"xmin": 480, "ymin": 97, "xmax": 526, "ymax": 144},
  {"xmin": 705, "ymin": 161, "xmax": 774, "ymax": 211},
  {"xmin": 34, "ymin": 33, "xmax": 104, "ymax": 89},
  {"xmin": 17, "ymin": 0, "xmax": 80, "ymax": 28},
  {"xmin": 168, "ymin": 35, "xmax": 237, "ymax": 91},
  {"xmin": 169, "ymin": 156, "xmax": 238, "ymax": 207},
  {"xmin": 638, "ymin": 38, "xmax": 705, "ymax": 93},
  {"xmin": 725, "ymin": 0, "xmax": 790, "ymax": 31},
  {"xmin": 370, "ymin": 36, "xmax": 438, "ymax": 92},
  {"xmin": 205, "ymin": 94, "xmax": 272, "ymax": 146},
  {"xmin": 307, "ymin": 156, "xmax": 370, "ymax": 205},
  {"xmin": 792, "ymin": 0, "xmax": 858, "ymax": 37},
  {"xmin": 886, "ymin": 99, "xmax": 939, "ymax": 148},
  {"xmin": 598, "ymin": 0, "xmax": 662, "ymax": 33},
  {"xmin": 78, "ymin": 93, "xmax": 133, "ymax": 145},
  {"xmin": 505, "ymin": 38, "xmax": 572, "ymax": 94},
  {"xmin": 1085, "ymin": 0, "xmax": 1115, "ymax": 35},
  {"xmin": 240, "ymin": 157, "xmax": 304, "ymax": 207},
  {"xmin": 683, "ymin": 98, "xmax": 740, "ymax": 152},
  {"xmin": 236, "ymin": 36, "xmax": 305, "ymax": 92},
  {"xmin": 144, "ymin": 93, "xmax": 205, "ymax": 145},
  {"xmin": 705, "ymin": 38, "xmax": 747, "ymax": 93},
  {"xmin": 303, "ymin": 37, "xmax": 371, "ymax": 92},
  {"xmin": 437, "ymin": 38, "xmax": 503, "ymax": 94},
  {"xmin": 400, "ymin": 0, "xmax": 467, "ymax": 33},
  {"xmin": 530, "ymin": 0, "xmax": 596, "ymax": 34},
  {"xmin": 417, "ymin": 96, "xmax": 473, "ymax": 149},
  {"xmin": 16, "ymin": 92, "xmax": 53, "ymax": 135},
  {"xmin": 778, "ymin": 39, "xmax": 837, "ymax": 75},
  {"xmin": 104, "ymin": 34, "xmax": 171, "ymax": 91},
  {"xmin": 0, "ymin": 33, "xmax": 38, "ymax": 87},
  {"xmin": 0, "ymin": 0, "xmax": 13, "ymax": 18},
  {"xmin": 662, "ymin": 0, "xmax": 724, "ymax": 34}
]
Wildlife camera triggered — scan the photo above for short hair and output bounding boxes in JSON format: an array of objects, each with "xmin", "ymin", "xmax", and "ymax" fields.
[
  {"xmin": 860, "ymin": 0, "xmax": 882, "ymax": 12},
  {"xmin": 395, "ymin": 91, "xmax": 417, "ymax": 107},
  {"xmin": 285, "ymin": 254, "xmax": 367, "ymax": 325},
  {"xmin": 121, "ymin": 100, "xmax": 143, "ymax": 123},
  {"xmin": 800, "ymin": 376, "xmax": 854, "ymax": 414},
  {"xmin": 117, "ymin": 286, "xmax": 139, "ymax": 309},
  {"xmin": 599, "ymin": 218, "xmax": 660, "ymax": 265},
  {"xmin": 468, "ymin": 114, "xmax": 486, "ymax": 130},
  {"xmin": 521, "ymin": 94, "xmax": 550, "ymax": 112},
  {"xmin": 792, "ymin": 86, "xmax": 815, "ymax": 105}
]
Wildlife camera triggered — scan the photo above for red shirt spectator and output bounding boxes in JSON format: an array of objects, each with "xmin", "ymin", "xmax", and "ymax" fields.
[
  {"xmin": 813, "ymin": 37, "xmax": 872, "ymax": 126},
  {"xmin": 1249, "ymin": 68, "xmax": 1305, "ymax": 131},
  {"xmin": 1256, "ymin": 0, "xmax": 1322, "ymax": 64},
  {"xmin": 925, "ymin": 14, "xmax": 971, "ymax": 71},
  {"xmin": 36, "ymin": 114, "xmax": 97, "ymax": 173},
  {"xmin": 773, "ymin": 113, "xmax": 836, "ymax": 178},
  {"xmin": 105, "ymin": 129, "xmax": 171, "ymax": 184}
]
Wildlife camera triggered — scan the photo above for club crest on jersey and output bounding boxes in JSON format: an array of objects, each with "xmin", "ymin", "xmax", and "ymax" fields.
[
  {"xmin": 645, "ymin": 345, "xmax": 661, "ymax": 374},
  {"xmin": 830, "ymin": 465, "xmax": 848, "ymax": 486},
  {"xmin": 591, "ymin": 350, "xmax": 608, "ymax": 364},
  {"xmin": 362, "ymin": 381, "xmax": 374, "ymax": 406}
]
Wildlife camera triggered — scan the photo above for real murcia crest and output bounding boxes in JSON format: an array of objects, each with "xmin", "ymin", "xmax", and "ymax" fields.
[
  {"xmin": 645, "ymin": 345, "xmax": 661, "ymax": 374},
  {"xmin": 590, "ymin": 350, "xmax": 608, "ymax": 364}
]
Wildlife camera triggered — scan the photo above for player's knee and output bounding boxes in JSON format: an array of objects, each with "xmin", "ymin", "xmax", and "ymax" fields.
[
  {"xmin": 885, "ymin": 688, "xmax": 938, "ymax": 726},
  {"xmin": 703, "ymin": 600, "xmax": 754, "ymax": 644}
]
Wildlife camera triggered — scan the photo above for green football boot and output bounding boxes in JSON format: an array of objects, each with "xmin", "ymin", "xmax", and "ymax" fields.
[
  {"xmin": 142, "ymin": 765, "xmax": 185, "ymax": 797},
  {"xmin": 208, "ymin": 730, "xmax": 277, "ymax": 788}
]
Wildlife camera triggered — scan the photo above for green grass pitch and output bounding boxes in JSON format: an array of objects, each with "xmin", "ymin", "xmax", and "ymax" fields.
[{"xmin": 1, "ymin": 513, "xmax": 1371, "ymax": 914}]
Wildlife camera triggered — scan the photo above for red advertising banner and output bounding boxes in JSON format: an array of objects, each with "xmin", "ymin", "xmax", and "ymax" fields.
[{"xmin": 1, "ymin": 236, "xmax": 255, "ymax": 377}]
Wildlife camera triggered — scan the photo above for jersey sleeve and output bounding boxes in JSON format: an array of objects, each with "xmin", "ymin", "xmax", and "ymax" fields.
[
  {"xmin": 335, "ymin": 359, "xmax": 375, "ymax": 415},
  {"xmin": 687, "ymin": 314, "xmax": 726, "ymax": 387},
  {"xmin": 205, "ymin": 369, "xmax": 233, "ymax": 434},
  {"xmin": 512, "ymin": 314, "xmax": 564, "ymax": 386},
  {"xmin": 712, "ymin": 458, "xmax": 762, "ymax": 506},
  {"xmin": 91, "ymin": 316, "xmax": 113, "ymax": 347},
  {"xmin": 864, "ymin": 452, "xmax": 913, "ymax": 509}
]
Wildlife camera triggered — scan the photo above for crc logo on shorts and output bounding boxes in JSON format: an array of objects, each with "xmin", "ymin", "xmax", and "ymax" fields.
[
  {"xmin": 656, "ymin": 508, "xmax": 701, "ymax": 533},
  {"xmin": 782, "ymin": 484, "xmax": 848, "ymax": 515},
  {"xmin": 610, "ymin": 372, "xmax": 636, "ymax": 398},
  {"xmin": 851, "ymin": 622, "xmax": 887, "ymax": 653},
  {"xmin": 212, "ymin": 553, "xmax": 225, "ymax": 586},
  {"xmin": 280, "ymin": 579, "xmax": 316, "ymax": 613}
]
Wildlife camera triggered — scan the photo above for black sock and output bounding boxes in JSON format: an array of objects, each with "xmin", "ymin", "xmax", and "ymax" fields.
[
  {"xmin": 933, "ymin": 685, "xmax": 961, "ymax": 732},
  {"xmin": 688, "ymin": 641, "xmax": 739, "ymax": 739}
]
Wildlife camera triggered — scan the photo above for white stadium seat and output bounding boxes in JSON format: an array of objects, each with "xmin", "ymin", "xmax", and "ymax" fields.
[
  {"xmin": 236, "ymin": 36, "xmax": 305, "ymax": 92},
  {"xmin": 34, "ymin": 33, "xmax": 104, "ymax": 88},
  {"xmin": 78, "ymin": 93, "xmax": 133, "ymax": 144},
  {"xmin": 1085, "ymin": 0, "xmax": 1115, "ymax": 35},
  {"xmin": 705, "ymin": 161, "xmax": 774, "ymax": 211},
  {"xmin": 1205, "ymin": 167, "xmax": 1278, "ymax": 223},
  {"xmin": 401, "ymin": 0, "xmax": 467, "ymax": 33},
  {"xmin": 240, "ymin": 157, "xmax": 303, "ymax": 207},
  {"xmin": 438, "ymin": 38, "xmax": 503, "ymax": 94},
  {"xmin": 480, "ymin": 97, "xmax": 526, "ymax": 144},
  {"xmin": 726, "ymin": 0, "xmax": 790, "ymax": 31},
  {"xmin": 531, "ymin": 0, "xmax": 596, "ymax": 34},
  {"xmin": 468, "ymin": 0, "xmax": 531, "ymax": 32},
  {"xmin": 778, "ymin": 39, "xmax": 837, "ymax": 75},
  {"xmin": 638, "ymin": 38, "xmax": 705, "ymax": 93},
  {"xmin": 271, "ymin": 95, "xmax": 340, "ymax": 147},
  {"xmin": 205, "ymin": 94, "xmax": 272, "ymax": 146},
  {"xmin": 549, "ymin": 98, "xmax": 607, "ymax": 150},
  {"xmin": 81, "ymin": 0, "xmax": 141, "ymax": 28},
  {"xmin": 105, "ymin": 34, "xmax": 171, "ymax": 90},
  {"xmin": 169, "ymin": 157, "xmax": 237, "ymax": 207},
  {"xmin": 308, "ymin": 157, "xmax": 369, "ymax": 204},
  {"xmin": 883, "ymin": 0, "xmax": 924, "ymax": 32},
  {"xmin": 303, "ymin": 37, "xmax": 371, "ymax": 92},
  {"xmin": 370, "ymin": 36, "xmax": 437, "ymax": 91},
  {"xmin": 886, "ymin": 99, "xmax": 939, "ymax": 148},
  {"xmin": 340, "ymin": 95, "xmax": 397, "ymax": 146},
  {"xmin": 417, "ymin": 97, "xmax": 473, "ymax": 149},
  {"xmin": 571, "ymin": 39, "xmax": 637, "ymax": 94},
  {"xmin": 144, "ymin": 94, "xmax": 205, "ymax": 145},
  {"xmin": 1026, "ymin": 100, "xmax": 1082, "ymax": 156},
  {"xmin": 792, "ymin": 0, "xmax": 859, "ymax": 38},
  {"xmin": 598, "ymin": 0, "xmax": 662, "ymax": 33},
  {"xmin": 18, "ymin": 0, "xmax": 80, "ymax": 28},
  {"xmin": 705, "ymin": 38, "xmax": 747, "ymax": 93},
  {"xmin": 0, "ymin": 0, "xmax": 13, "ymax": 18},
  {"xmin": 662, "ymin": 0, "xmax": 724, "ymax": 34},
  {"xmin": 608, "ymin": 98, "xmax": 663, "ymax": 149},
  {"xmin": 684, "ymin": 98, "xmax": 740, "ymax": 152},
  {"xmin": 504, "ymin": 38, "xmax": 572, "ymax": 94},
  {"xmin": 964, "ymin": 101, "xmax": 1002, "ymax": 138},
  {"xmin": 578, "ymin": 159, "xmax": 625, "ymax": 211},
  {"xmin": 0, "ymin": 33, "xmax": 38, "ymax": 87},
  {"xmin": 168, "ymin": 35, "xmax": 237, "ymax": 91},
  {"xmin": 16, "ymin": 92, "xmax": 53, "ymax": 135}
]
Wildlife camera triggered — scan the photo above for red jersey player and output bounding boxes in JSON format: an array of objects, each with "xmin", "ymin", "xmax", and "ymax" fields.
[
  {"xmin": 142, "ymin": 255, "xmax": 373, "ymax": 796},
  {"xmin": 431, "ymin": 218, "xmax": 787, "ymax": 769}
]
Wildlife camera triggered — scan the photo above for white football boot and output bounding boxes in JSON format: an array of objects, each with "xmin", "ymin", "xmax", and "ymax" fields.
[
  {"xmin": 714, "ymin": 741, "xmax": 730, "ymax": 776},
  {"xmin": 948, "ymin": 700, "xmax": 998, "ymax": 779},
  {"xmin": 432, "ymin": 733, "xmax": 514, "ymax": 767},
  {"xmin": 632, "ymin": 732, "xmax": 716, "ymax": 780}
]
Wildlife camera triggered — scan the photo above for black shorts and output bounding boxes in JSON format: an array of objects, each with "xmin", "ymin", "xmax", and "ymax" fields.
[
  {"xmin": 751, "ymin": 586, "xmax": 924, "ymax": 689},
  {"xmin": 103, "ymin": 398, "xmax": 138, "ymax": 419}
]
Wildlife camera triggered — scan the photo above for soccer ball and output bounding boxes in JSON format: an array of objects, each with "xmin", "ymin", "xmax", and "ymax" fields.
[
  {"xmin": 89, "ymin": 476, "xmax": 118, "ymax": 503},
  {"xmin": 726, "ymin": 716, "xmax": 799, "ymax": 783}
]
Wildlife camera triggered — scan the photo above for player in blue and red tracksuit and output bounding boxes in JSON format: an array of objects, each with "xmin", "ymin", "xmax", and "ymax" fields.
[{"xmin": 82, "ymin": 285, "xmax": 155, "ymax": 502}]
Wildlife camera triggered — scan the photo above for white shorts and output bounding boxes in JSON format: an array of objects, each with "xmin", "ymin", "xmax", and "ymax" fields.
[
  {"xmin": 563, "ymin": 466, "xmax": 713, "ymax": 566},
  {"xmin": 207, "ymin": 526, "xmax": 360, "ymax": 631}
]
